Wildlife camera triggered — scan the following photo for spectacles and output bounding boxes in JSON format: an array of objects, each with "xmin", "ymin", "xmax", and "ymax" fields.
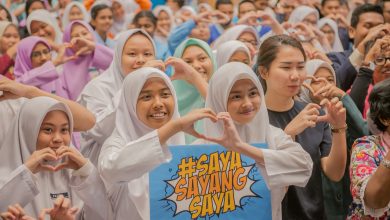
[
  {"xmin": 374, "ymin": 57, "xmax": 390, "ymax": 66},
  {"xmin": 31, "ymin": 49, "xmax": 51, "ymax": 59}
]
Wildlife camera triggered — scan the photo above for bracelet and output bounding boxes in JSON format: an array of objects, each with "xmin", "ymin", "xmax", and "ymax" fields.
[
  {"xmin": 330, "ymin": 124, "xmax": 348, "ymax": 133},
  {"xmin": 381, "ymin": 159, "xmax": 390, "ymax": 169}
]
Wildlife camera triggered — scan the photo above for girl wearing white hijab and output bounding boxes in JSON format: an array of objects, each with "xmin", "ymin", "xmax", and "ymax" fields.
[
  {"xmin": 287, "ymin": 5, "xmax": 319, "ymax": 26},
  {"xmin": 98, "ymin": 67, "xmax": 216, "ymax": 220},
  {"xmin": 216, "ymin": 40, "xmax": 251, "ymax": 68},
  {"xmin": 27, "ymin": 9, "xmax": 63, "ymax": 45},
  {"xmin": 62, "ymin": 2, "xmax": 90, "ymax": 30},
  {"xmin": 0, "ymin": 97, "xmax": 109, "ymax": 219},
  {"xmin": 78, "ymin": 29, "xmax": 160, "ymax": 166},
  {"xmin": 153, "ymin": 6, "xmax": 175, "ymax": 44},
  {"xmin": 318, "ymin": 18, "xmax": 344, "ymax": 53},
  {"xmin": 212, "ymin": 25, "xmax": 259, "ymax": 50},
  {"xmin": 203, "ymin": 62, "xmax": 313, "ymax": 220},
  {"xmin": 110, "ymin": 0, "xmax": 138, "ymax": 35}
]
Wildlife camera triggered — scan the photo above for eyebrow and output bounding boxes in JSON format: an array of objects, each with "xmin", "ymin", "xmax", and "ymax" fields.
[
  {"xmin": 41, "ymin": 123, "xmax": 69, "ymax": 127},
  {"xmin": 279, "ymin": 62, "xmax": 306, "ymax": 64}
]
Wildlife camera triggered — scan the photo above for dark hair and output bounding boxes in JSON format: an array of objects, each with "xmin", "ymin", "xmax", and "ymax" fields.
[
  {"xmin": 238, "ymin": 0, "xmax": 256, "ymax": 12},
  {"xmin": 25, "ymin": 0, "xmax": 45, "ymax": 17},
  {"xmin": 369, "ymin": 78, "xmax": 390, "ymax": 132},
  {"xmin": 0, "ymin": 4, "xmax": 12, "ymax": 22},
  {"xmin": 257, "ymin": 34, "xmax": 306, "ymax": 70},
  {"xmin": 132, "ymin": 10, "xmax": 157, "ymax": 26},
  {"xmin": 321, "ymin": 0, "xmax": 341, "ymax": 7},
  {"xmin": 171, "ymin": 0, "xmax": 185, "ymax": 8},
  {"xmin": 216, "ymin": 0, "xmax": 233, "ymax": 9},
  {"xmin": 350, "ymin": 4, "xmax": 383, "ymax": 28},
  {"xmin": 90, "ymin": 4, "xmax": 111, "ymax": 20}
]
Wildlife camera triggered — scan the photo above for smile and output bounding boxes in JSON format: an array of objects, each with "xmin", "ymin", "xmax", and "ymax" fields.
[{"xmin": 149, "ymin": 112, "xmax": 168, "ymax": 119}]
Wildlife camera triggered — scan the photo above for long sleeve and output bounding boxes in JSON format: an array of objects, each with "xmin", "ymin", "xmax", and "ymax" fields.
[
  {"xmin": 0, "ymin": 54, "xmax": 14, "ymax": 77},
  {"xmin": 258, "ymin": 126, "xmax": 313, "ymax": 189},
  {"xmin": 99, "ymin": 130, "xmax": 171, "ymax": 187},
  {"xmin": 15, "ymin": 61, "xmax": 59, "ymax": 87},
  {"xmin": 168, "ymin": 19, "xmax": 196, "ymax": 55},
  {"xmin": 0, "ymin": 165, "xmax": 39, "ymax": 211},
  {"xmin": 91, "ymin": 44, "xmax": 114, "ymax": 70},
  {"xmin": 70, "ymin": 160, "xmax": 111, "ymax": 220},
  {"xmin": 349, "ymin": 67, "xmax": 373, "ymax": 114},
  {"xmin": 327, "ymin": 51, "xmax": 358, "ymax": 91}
]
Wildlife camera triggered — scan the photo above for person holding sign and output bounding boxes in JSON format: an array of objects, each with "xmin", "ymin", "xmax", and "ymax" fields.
[
  {"xmin": 0, "ymin": 97, "xmax": 109, "ymax": 220},
  {"xmin": 98, "ymin": 67, "xmax": 218, "ymax": 220},
  {"xmin": 202, "ymin": 62, "xmax": 313, "ymax": 220}
]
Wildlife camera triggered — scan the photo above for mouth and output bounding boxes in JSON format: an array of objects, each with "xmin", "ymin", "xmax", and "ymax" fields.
[
  {"xmin": 239, "ymin": 108, "xmax": 255, "ymax": 115},
  {"xmin": 149, "ymin": 112, "xmax": 168, "ymax": 119}
]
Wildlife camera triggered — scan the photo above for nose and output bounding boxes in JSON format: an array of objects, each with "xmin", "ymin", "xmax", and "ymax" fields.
[
  {"xmin": 38, "ymin": 28, "xmax": 46, "ymax": 37},
  {"xmin": 136, "ymin": 54, "xmax": 146, "ymax": 66},
  {"xmin": 290, "ymin": 68, "xmax": 300, "ymax": 81},
  {"xmin": 152, "ymin": 96, "xmax": 163, "ymax": 109},
  {"xmin": 41, "ymin": 52, "xmax": 50, "ymax": 62},
  {"xmin": 52, "ymin": 131, "xmax": 63, "ymax": 145},
  {"xmin": 191, "ymin": 60, "xmax": 202, "ymax": 72}
]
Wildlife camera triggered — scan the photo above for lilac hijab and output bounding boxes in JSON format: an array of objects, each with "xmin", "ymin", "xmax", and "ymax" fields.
[
  {"xmin": 62, "ymin": 21, "xmax": 97, "ymax": 100},
  {"xmin": 14, "ymin": 36, "xmax": 51, "ymax": 77}
]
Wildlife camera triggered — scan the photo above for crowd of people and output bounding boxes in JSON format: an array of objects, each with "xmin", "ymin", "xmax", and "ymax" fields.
[{"xmin": 0, "ymin": 0, "xmax": 389, "ymax": 219}]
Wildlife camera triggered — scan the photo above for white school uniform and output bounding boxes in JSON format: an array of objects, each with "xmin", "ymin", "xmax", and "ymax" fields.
[
  {"xmin": 98, "ymin": 67, "xmax": 185, "ymax": 220},
  {"xmin": 203, "ymin": 62, "xmax": 314, "ymax": 220},
  {"xmin": 0, "ymin": 97, "xmax": 110, "ymax": 219},
  {"xmin": 77, "ymin": 29, "xmax": 156, "ymax": 166}
]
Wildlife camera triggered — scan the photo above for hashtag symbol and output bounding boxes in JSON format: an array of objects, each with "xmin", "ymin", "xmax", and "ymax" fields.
[{"xmin": 177, "ymin": 157, "xmax": 196, "ymax": 178}]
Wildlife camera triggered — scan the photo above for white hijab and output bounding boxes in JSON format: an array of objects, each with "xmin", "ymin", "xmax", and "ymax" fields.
[
  {"xmin": 212, "ymin": 25, "xmax": 259, "ymax": 49},
  {"xmin": 0, "ymin": 97, "xmax": 81, "ymax": 216},
  {"xmin": 110, "ymin": 0, "xmax": 139, "ymax": 35},
  {"xmin": 299, "ymin": 59, "xmax": 336, "ymax": 104},
  {"xmin": 61, "ymin": 2, "xmax": 90, "ymax": 29},
  {"xmin": 216, "ymin": 40, "xmax": 251, "ymax": 68},
  {"xmin": 79, "ymin": 29, "xmax": 156, "ymax": 103},
  {"xmin": 114, "ymin": 67, "xmax": 185, "ymax": 145},
  {"xmin": 204, "ymin": 62, "xmax": 274, "ymax": 146},
  {"xmin": 27, "ymin": 9, "xmax": 64, "ymax": 44},
  {"xmin": 318, "ymin": 18, "xmax": 344, "ymax": 52},
  {"xmin": 288, "ymin": 5, "xmax": 319, "ymax": 24},
  {"xmin": 153, "ymin": 5, "xmax": 175, "ymax": 31}
]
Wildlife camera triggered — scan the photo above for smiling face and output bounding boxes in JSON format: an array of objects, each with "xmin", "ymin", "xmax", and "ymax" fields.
[
  {"xmin": 70, "ymin": 23, "xmax": 93, "ymax": 41},
  {"xmin": 0, "ymin": 25, "xmax": 20, "ymax": 53},
  {"xmin": 227, "ymin": 79, "xmax": 261, "ymax": 125},
  {"xmin": 229, "ymin": 50, "xmax": 250, "ymax": 65},
  {"xmin": 36, "ymin": 110, "xmax": 70, "ymax": 151},
  {"xmin": 238, "ymin": 31, "xmax": 258, "ymax": 49},
  {"xmin": 121, "ymin": 33, "xmax": 155, "ymax": 76},
  {"xmin": 136, "ymin": 17, "xmax": 156, "ymax": 37},
  {"xmin": 91, "ymin": 8, "xmax": 113, "ymax": 33},
  {"xmin": 320, "ymin": 24, "xmax": 335, "ymax": 46},
  {"xmin": 182, "ymin": 45, "xmax": 213, "ymax": 81},
  {"xmin": 69, "ymin": 5, "xmax": 84, "ymax": 22},
  {"xmin": 136, "ymin": 77, "xmax": 175, "ymax": 129},
  {"xmin": 30, "ymin": 20, "xmax": 56, "ymax": 42},
  {"xmin": 157, "ymin": 10, "xmax": 171, "ymax": 32},
  {"xmin": 112, "ymin": 1, "xmax": 124, "ymax": 21},
  {"xmin": 261, "ymin": 45, "xmax": 306, "ymax": 98},
  {"xmin": 31, "ymin": 42, "xmax": 52, "ymax": 68},
  {"xmin": 302, "ymin": 13, "xmax": 317, "ymax": 27}
]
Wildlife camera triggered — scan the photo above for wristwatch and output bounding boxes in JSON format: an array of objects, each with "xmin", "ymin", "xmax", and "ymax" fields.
[{"xmin": 330, "ymin": 124, "xmax": 348, "ymax": 133}]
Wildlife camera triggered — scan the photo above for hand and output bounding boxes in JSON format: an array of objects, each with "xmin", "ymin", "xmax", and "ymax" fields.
[
  {"xmin": 192, "ymin": 11, "xmax": 212, "ymax": 24},
  {"xmin": 177, "ymin": 108, "xmax": 217, "ymax": 139},
  {"xmin": 210, "ymin": 10, "xmax": 230, "ymax": 25},
  {"xmin": 364, "ymin": 36, "xmax": 390, "ymax": 63},
  {"xmin": 53, "ymin": 44, "xmax": 77, "ymax": 66},
  {"xmin": 284, "ymin": 103, "xmax": 321, "ymax": 137},
  {"xmin": 307, "ymin": 49, "xmax": 333, "ymax": 64},
  {"xmin": 293, "ymin": 22, "xmax": 316, "ymax": 40},
  {"xmin": 0, "ymin": 79, "xmax": 37, "ymax": 101},
  {"xmin": 6, "ymin": 43, "xmax": 18, "ymax": 59},
  {"xmin": 38, "ymin": 195, "xmax": 78, "ymax": 220},
  {"xmin": 156, "ymin": 25, "xmax": 169, "ymax": 38},
  {"xmin": 0, "ymin": 204, "xmax": 35, "ymax": 220},
  {"xmin": 257, "ymin": 11, "xmax": 284, "ymax": 34},
  {"xmin": 143, "ymin": 60, "xmax": 166, "ymax": 72},
  {"xmin": 165, "ymin": 57, "xmax": 204, "ymax": 83},
  {"xmin": 357, "ymin": 24, "xmax": 390, "ymax": 54},
  {"xmin": 24, "ymin": 148, "xmax": 58, "ymax": 174},
  {"xmin": 54, "ymin": 146, "xmax": 87, "ymax": 171},
  {"xmin": 202, "ymin": 112, "xmax": 244, "ymax": 152},
  {"xmin": 303, "ymin": 76, "xmax": 346, "ymax": 100},
  {"xmin": 69, "ymin": 37, "xmax": 95, "ymax": 57},
  {"xmin": 317, "ymin": 97, "xmax": 346, "ymax": 128},
  {"xmin": 237, "ymin": 11, "xmax": 258, "ymax": 26}
]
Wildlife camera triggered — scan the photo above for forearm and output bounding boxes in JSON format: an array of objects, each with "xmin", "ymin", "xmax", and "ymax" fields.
[
  {"xmin": 322, "ymin": 132, "xmax": 347, "ymax": 181},
  {"xmin": 349, "ymin": 67, "xmax": 373, "ymax": 113},
  {"xmin": 27, "ymin": 87, "xmax": 96, "ymax": 131},
  {"xmin": 191, "ymin": 77, "xmax": 208, "ymax": 99},
  {"xmin": 168, "ymin": 19, "xmax": 196, "ymax": 54},
  {"xmin": 157, "ymin": 119, "xmax": 182, "ymax": 145},
  {"xmin": 364, "ymin": 153, "xmax": 390, "ymax": 209},
  {"xmin": 236, "ymin": 142, "xmax": 264, "ymax": 165}
]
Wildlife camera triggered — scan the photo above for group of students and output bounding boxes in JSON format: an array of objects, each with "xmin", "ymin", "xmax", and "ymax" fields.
[{"xmin": 0, "ymin": 0, "xmax": 390, "ymax": 219}]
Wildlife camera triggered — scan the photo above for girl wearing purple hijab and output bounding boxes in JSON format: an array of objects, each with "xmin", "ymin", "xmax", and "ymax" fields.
[
  {"xmin": 14, "ymin": 36, "xmax": 74, "ymax": 99},
  {"xmin": 62, "ymin": 20, "xmax": 113, "ymax": 100}
]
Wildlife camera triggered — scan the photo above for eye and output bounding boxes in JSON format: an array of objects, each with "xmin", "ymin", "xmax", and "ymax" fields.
[
  {"xmin": 161, "ymin": 91, "xmax": 172, "ymax": 98},
  {"xmin": 280, "ymin": 66, "xmax": 291, "ymax": 70},
  {"xmin": 298, "ymin": 65, "xmax": 305, "ymax": 70},
  {"xmin": 144, "ymin": 52, "xmax": 153, "ymax": 56},
  {"xmin": 140, "ymin": 95, "xmax": 151, "ymax": 101},
  {"xmin": 230, "ymin": 94, "xmax": 241, "ymax": 100},
  {"xmin": 42, "ymin": 127, "xmax": 53, "ymax": 134},
  {"xmin": 199, "ymin": 56, "xmax": 207, "ymax": 62},
  {"xmin": 249, "ymin": 90, "xmax": 259, "ymax": 97},
  {"xmin": 61, "ymin": 127, "xmax": 70, "ymax": 133},
  {"xmin": 127, "ymin": 52, "xmax": 136, "ymax": 56}
]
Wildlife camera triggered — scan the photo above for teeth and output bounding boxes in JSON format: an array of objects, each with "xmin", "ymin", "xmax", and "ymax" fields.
[{"xmin": 151, "ymin": 113, "xmax": 166, "ymax": 118}]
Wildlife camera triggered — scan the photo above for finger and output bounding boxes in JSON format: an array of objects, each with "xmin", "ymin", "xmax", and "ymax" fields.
[
  {"xmin": 40, "ymin": 164, "xmax": 56, "ymax": 172},
  {"xmin": 69, "ymin": 207, "xmax": 79, "ymax": 215},
  {"xmin": 54, "ymin": 163, "xmax": 68, "ymax": 172},
  {"xmin": 302, "ymin": 82, "xmax": 314, "ymax": 94},
  {"xmin": 53, "ymin": 195, "xmax": 65, "ymax": 211},
  {"xmin": 61, "ymin": 198, "xmax": 70, "ymax": 210},
  {"xmin": 0, "ymin": 212, "xmax": 15, "ymax": 220},
  {"xmin": 55, "ymin": 146, "xmax": 70, "ymax": 156},
  {"xmin": 38, "ymin": 208, "xmax": 51, "ymax": 220},
  {"xmin": 75, "ymin": 47, "xmax": 89, "ymax": 56},
  {"xmin": 319, "ymin": 98, "xmax": 330, "ymax": 107},
  {"xmin": 14, "ymin": 204, "xmax": 25, "ymax": 216},
  {"xmin": 7, "ymin": 206, "xmax": 20, "ymax": 217}
]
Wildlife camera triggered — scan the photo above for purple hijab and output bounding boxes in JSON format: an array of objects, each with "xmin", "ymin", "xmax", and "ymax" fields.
[
  {"xmin": 62, "ymin": 20, "xmax": 112, "ymax": 100},
  {"xmin": 14, "ymin": 36, "xmax": 51, "ymax": 77}
]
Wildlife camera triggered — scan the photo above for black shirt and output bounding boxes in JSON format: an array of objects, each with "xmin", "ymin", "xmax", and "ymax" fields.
[{"xmin": 268, "ymin": 101, "xmax": 332, "ymax": 220}]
